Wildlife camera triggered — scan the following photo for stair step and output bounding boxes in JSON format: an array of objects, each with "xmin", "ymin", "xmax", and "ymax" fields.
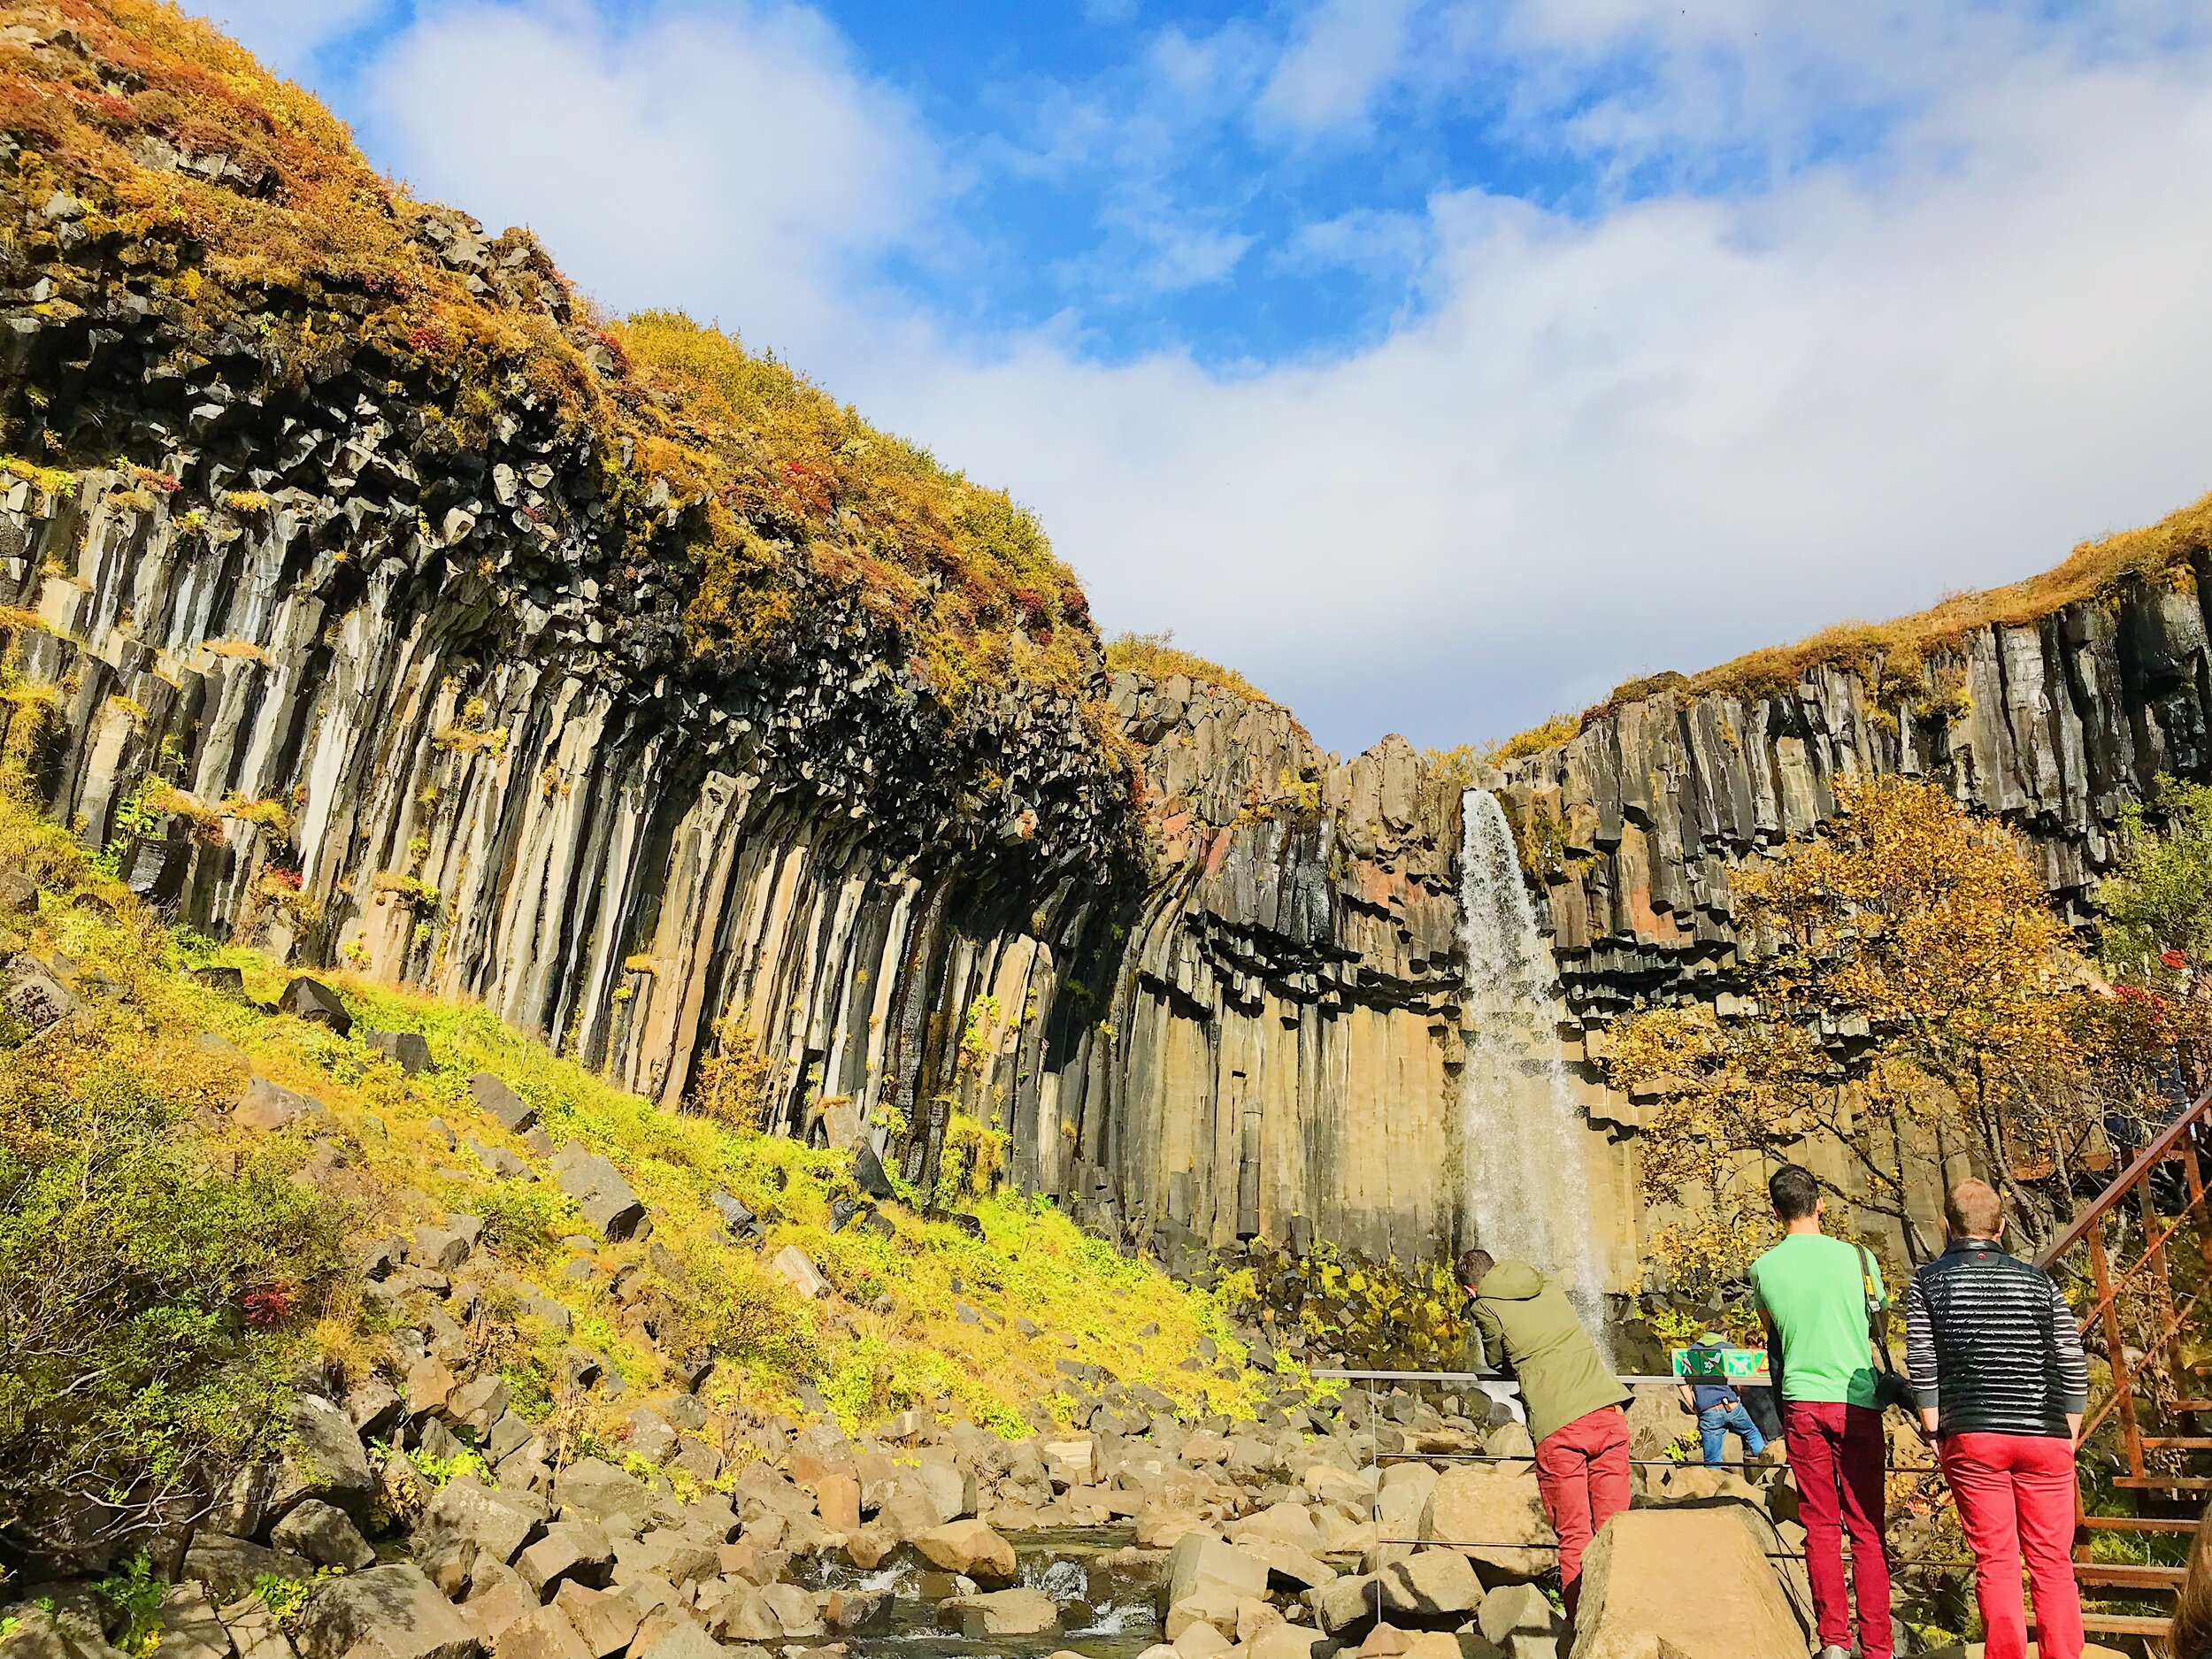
[
  {"xmin": 2079, "ymin": 1515, "xmax": 2200, "ymax": 1532},
  {"xmin": 2167, "ymin": 1397, "xmax": 2212, "ymax": 1411},
  {"xmin": 2074, "ymin": 1563, "xmax": 2187, "ymax": 1588},
  {"xmin": 2114, "ymin": 1475, "xmax": 2212, "ymax": 1491},
  {"xmin": 2077, "ymin": 1616, "xmax": 2177, "ymax": 1638},
  {"xmin": 2134, "ymin": 1434, "xmax": 2212, "ymax": 1449}
]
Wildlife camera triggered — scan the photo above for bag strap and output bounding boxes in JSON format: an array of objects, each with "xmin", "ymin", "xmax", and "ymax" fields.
[{"xmin": 1855, "ymin": 1242, "xmax": 1897, "ymax": 1372}]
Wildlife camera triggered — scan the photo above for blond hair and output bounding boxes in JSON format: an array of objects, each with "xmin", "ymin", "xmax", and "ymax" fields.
[
  {"xmin": 1944, "ymin": 1178, "xmax": 2004, "ymax": 1239},
  {"xmin": 2170, "ymin": 1499, "xmax": 2212, "ymax": 1658}
]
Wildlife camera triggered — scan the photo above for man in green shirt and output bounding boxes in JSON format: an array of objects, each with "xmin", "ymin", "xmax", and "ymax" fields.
[{"xmin": 1749, "ymin": 1164, "xmax": 1892, "ymax": 1659}]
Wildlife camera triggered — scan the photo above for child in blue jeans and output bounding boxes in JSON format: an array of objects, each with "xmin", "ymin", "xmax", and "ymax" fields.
[{"xmin": 1677, "ymin": 1332, "xmax": 1766, "ymax": 1465}]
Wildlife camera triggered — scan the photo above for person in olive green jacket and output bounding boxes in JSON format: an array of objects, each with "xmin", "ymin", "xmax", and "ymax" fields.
[{"xmin": 1462, "ymin": 1248, "xmax": 1629, "ymax": 1620}]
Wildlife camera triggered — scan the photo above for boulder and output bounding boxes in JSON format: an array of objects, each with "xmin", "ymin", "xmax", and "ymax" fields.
[
  {"xmin": 1623, "ymin": 1386, "xmax": 1688, "ymax": 1463},
  {"xmin": 768, "ymin": 1244, "xmax": 827, "ymax": 1299},
  {"xmin": 1374, "ymin": 1549, "xmax": 1482, "ymax": 1617},
  {"xmin": 235, "ymin": 1077, "xmax": 321, "ymax": 1133},
  {"xmin": 367, "ymin": 1030, "xmax": 434, "ymax": 1074},
  {"xmin": 471, "ymin": 1074, "xmax": 537, "ymax": 1134},
  {"xmin": 4, "ymin": 958, "xmax": 76, "ymax": 1033},
  {"xmin": 913, "ymin": 1520, "xmax": 1017, "ymax": 1586},
  {"xmin": 489, "ymin": 1607, "xmax": 588, "ymax": 1659},
  {"xmin": 1164, "ymin": 1534, "xmax": 1270, "ymax": 1611},
  {"xmin": 1306, "ymin": 1575, "xmax": 1382, "ymax": 1636},
  {"xmin": 153, "ymin": 1584, "xmax": 230, "ymax": 1659},
  {"xmin": 555, "ymin": 1459, "xmax": 653, "ymax": 1532},
  {"xmin": 1566, "ymin": 1510, "xmax": 1807, "ymax": 1659},
  {"xmin": 293, "ymin": 1565, "xmax": 480, "ymax": 1659},
  {"xmin": 629, "ymin": 1624, "xmax": 720, "ymax": 1659},
  {"xmin": 416, "ymin": 1479, "xmax": 546, "ymax": 1594},
  {"xmin": 1477, "ymin": 1583, "xmax": 1559, "ymax": 1647},
  {"xmin": 550, "ymin": 1144, "xmax": 643, "ymax": 1241},
  {"xmin": 552, "ymin": 1586, "xmax": 641, "ymax": 1658},
  {"xmin": 757, "ymin": 1584, "xmax": 824, "ymax": 1639},
  {"xmin": 458, "ymin": 1564, "xmax": 539, "ymax": 1647},
  {"xmin": 265, "ymin": 1397, "xmax": 373, "ymax": 1522},
  {"xmin": 270, "ymin": 1500, "xmax": 375, "ymax": 1571},
  {"xmin": 413, "ymin": 1225, "xmax": 472, "ymax": 1273},
  {"xmin": 1420, "ymin": 1463, "xmax": 1551, "ymax": 1579},
  {"xmin": 518, "ymin": 1521, "xmax": 615, "ymax": 1596},
  {"xmin": 218, "ymin": 1593, "xmax": 295, "ymax": 1659},
  {"xmin": 938, "ymin": 1589, "xmax": 1058, "ymax": 1638},
  {"xmin": 277, "ymin": 977, "xmax": 350, "ymax": 1037}
]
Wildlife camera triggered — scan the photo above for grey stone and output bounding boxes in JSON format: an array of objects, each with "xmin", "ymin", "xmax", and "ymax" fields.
[
  {"xmin": 366, "ymin": 1030, "xmax": 434, "ymax": 1074},
  {"xmin": 269, "ymin": 1500, "xmax": 376, "ymax": 1571},
  {"xmin": 293, "ymin": 1565, "xmax": 480, "ymax": 1659},
  {"xmin": 550, "ymin": 1144, "xmax": 643, "ymax": 1241},
  {"xmin": 276, "ymin": 977, "xmax": 350, "ymax": 1037},
  {"xmin": 235, "ymin": 1077, "xmax": 320, "ymax": 1133},
  {"xmin": 518, "ymin": 1519, "xmax": 616, "ymax": 1595},
  {"xmin": 181, "ymin": 1534, "xmax": 314, "ymax": 1606},
  {"xmin": 470, "ymin": 1073, "xmax": 537, "ymax": 1134},
  {"xmin": 267, "ymin": 1395, "xmax": 373, "ymax": 1520}
]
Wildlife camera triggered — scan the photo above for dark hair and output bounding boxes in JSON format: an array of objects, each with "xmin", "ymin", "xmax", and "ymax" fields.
[
  {"xmin": 1769, "ymin": 1164, "xmax": 1822, "ymax": 1222},
  {"xmin": 1457, "ymin": 1248, "xmax": 1494, "ymax": 1289}
]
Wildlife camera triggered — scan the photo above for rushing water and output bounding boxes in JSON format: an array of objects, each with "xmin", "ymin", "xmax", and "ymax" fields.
[
  {"xmin": 798, "ymin": 1528, "xmax": 1162, "ymax": 1659},
  {"xmin": 1456, "ymin": 787, "xmax": 1609, "ymax": 1348}
]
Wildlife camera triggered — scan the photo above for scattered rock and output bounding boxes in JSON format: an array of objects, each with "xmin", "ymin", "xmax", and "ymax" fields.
[
  {"xmin": 367, "ymin": 1030, "xmax": 434, "ymax": 1074},
  {"xmin": 270, "ymin": 1500, "xmax": 376, "ymax": 1571},
  {"xmin": 549, "ymin": 1144, "xmax": 644, "ymax": 1240},
  {"xmin": 293, "ymin": 1564, "xmax": 480, "ymax": 1659},
  {"xmin": 768, "ymin": 1244, "xmax": 828, "ymax": 1299},
  {"xmin": 236, "ymin": 1077, "xmax": 320, "ymax": 1133},
  {"xmin": 276, "ymin": 977, "xmax": 351, "ymax": 1037},
  {"xmin": 938, "ymin": 1588, "xmax": 1058, "ymax": 1638},
  {"xmin": 470, "ymin": 1074, "xmax": 537, "ymax": 1134}
]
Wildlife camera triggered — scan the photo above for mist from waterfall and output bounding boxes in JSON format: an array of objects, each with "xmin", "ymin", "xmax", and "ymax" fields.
[{"xmin": 1457, "ymin": 787, "xmax": 1609, "ymax": 1348}]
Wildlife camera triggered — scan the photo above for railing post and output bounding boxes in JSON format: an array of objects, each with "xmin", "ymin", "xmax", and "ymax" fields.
[{"xmin": 2086, "ymin": 1221, "xmax": 2146, "ymax": 1484}]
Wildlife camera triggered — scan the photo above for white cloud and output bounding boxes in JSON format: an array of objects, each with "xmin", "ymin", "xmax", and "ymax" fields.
[
  {"xmin": 189, "ymin": 0, "xmax": 386, "ymax": 73},
  {"xmin": 353, "ymin": 0, "xmax": 935, "ymax": 359},
  {"xmin": 1259, "ymin": 0, "xmax": 1421, "ymax": 134},
  {"xmin": 879, "ymin": 54, "xmax": 2212, "ymax": 749},
  {"xmin": 212, "ymin": 0, "xmax": 2212, "ymax": 752}
]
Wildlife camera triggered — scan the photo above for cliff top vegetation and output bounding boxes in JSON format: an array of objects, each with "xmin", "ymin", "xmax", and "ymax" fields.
[
  {"xmin": 0, "ymin": 0, "xmax": 1096, "ymax": 705},
  {"xmin": 1103, "ymin": 631, "xmax": 1275, "ymax": 704},
  {"xmin": 1489, "ymin": 487, "xmax": 2212, "ymax": 763}
]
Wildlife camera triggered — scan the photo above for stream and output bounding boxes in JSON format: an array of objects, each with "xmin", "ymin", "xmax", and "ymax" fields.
[{"xmin": 795, "ymin": 1529, "xmax": 1164, "ymax": 1659}]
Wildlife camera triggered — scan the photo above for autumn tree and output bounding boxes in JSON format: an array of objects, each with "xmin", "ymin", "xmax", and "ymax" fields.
[{"xmin": 1609, "ymin": 775, "xmax": 2094, "ymax": 1277}]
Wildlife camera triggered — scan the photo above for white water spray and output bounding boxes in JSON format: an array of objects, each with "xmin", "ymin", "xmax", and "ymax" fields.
[{"xmin": 1456, "ymin": 787, "xmax": 1609, "ymax": 1346}]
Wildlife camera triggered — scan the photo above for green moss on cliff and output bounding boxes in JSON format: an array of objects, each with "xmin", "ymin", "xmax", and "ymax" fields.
[
  {"xmin": 1104, "ymin": 631, "xmax": 1274, "ymax": 704},
  {"xmin": 0, "ymin": 2, "xmax": 1100, "ymax": 711}
]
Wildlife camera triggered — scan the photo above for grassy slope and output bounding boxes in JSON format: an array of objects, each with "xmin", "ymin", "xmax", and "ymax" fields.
[{"xmin": 0, "ymin": 792, "xmax": 1275, "ymax": 1451}]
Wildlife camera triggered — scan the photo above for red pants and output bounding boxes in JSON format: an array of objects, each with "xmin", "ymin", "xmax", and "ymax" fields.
[
  {"xmin": 1938, "ymin": 1432, "xmax": 2083, "ymax": 1659},
  {"xmin": 1782, "ymin": 1401, "xmax": 1893, "ymax": 1659},
  {"xmin": 1533, "ymin": 1404, "xmax": 1632, "ymax": 1618}
]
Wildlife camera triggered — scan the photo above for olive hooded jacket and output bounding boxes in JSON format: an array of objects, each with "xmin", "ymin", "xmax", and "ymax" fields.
[{"xmin": 1468, "ymin": 1259, "xmax": 1626, "ymax": 1446}]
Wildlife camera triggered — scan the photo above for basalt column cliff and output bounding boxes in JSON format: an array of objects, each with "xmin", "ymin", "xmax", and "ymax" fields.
[{"xmin": 0, "ymin": 6, "xmax": 1474, "ymax": 1267}]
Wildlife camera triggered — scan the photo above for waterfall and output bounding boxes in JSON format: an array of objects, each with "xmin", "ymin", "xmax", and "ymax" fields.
[{"xmin": 1457, "ymin": 787, "xmax": 1610, "ymax": 1347}]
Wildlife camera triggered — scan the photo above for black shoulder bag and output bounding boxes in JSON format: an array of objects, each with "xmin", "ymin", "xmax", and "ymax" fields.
[{"xmin": 1857, "ymin": 1243, "xmax": 1916, "ymax": 1414}]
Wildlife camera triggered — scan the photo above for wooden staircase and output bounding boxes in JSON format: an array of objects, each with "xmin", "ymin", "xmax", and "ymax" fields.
[{"xmin": 2028, "ymin": 1086, "xmax": 2212, "ymax": 1644}]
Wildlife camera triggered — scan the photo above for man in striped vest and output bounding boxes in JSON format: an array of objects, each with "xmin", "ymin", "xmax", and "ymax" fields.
[{"xmin": 1904, "ymin": 1178, "xmax": 2089, "ymax": 1659}]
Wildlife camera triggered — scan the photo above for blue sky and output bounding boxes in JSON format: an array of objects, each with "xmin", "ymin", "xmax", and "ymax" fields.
[{"xmin": 202, "ymin": 0, "xmax": 2212, "ymax": 755}]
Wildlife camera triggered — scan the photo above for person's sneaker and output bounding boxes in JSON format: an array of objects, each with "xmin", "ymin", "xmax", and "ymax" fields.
[{"xmin": 1814, "ymin": 1647, "xmax": 1850, "ymax": 1659}]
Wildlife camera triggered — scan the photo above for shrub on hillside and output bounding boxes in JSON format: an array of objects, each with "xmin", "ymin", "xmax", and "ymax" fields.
[{"xmin": 0, "ymin": 1056, "xmax": 345, "ymax": 1555}]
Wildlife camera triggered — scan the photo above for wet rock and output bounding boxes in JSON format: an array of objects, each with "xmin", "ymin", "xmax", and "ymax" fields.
[
  {"xmin": 938, "ymin": 1588, "xmax": 1058, "ymax": 1638},
  {"xmin": 912, "ymin": 1519, "xmax": 1016, "ymax": 1586}
]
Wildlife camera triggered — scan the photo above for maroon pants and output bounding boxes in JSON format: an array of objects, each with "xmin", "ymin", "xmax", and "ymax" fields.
[
  {"xmin": 1533, "ymin": 1404, "xmax": 1632, "ymax": 1618},
  {"xmin": 1938, "ymin": 1432, "xmax": 2082, "ymax": 1659},
  {"xmin": 1782, "ymin": 1400, "xmax": 1893, "ymax": 1659}
]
